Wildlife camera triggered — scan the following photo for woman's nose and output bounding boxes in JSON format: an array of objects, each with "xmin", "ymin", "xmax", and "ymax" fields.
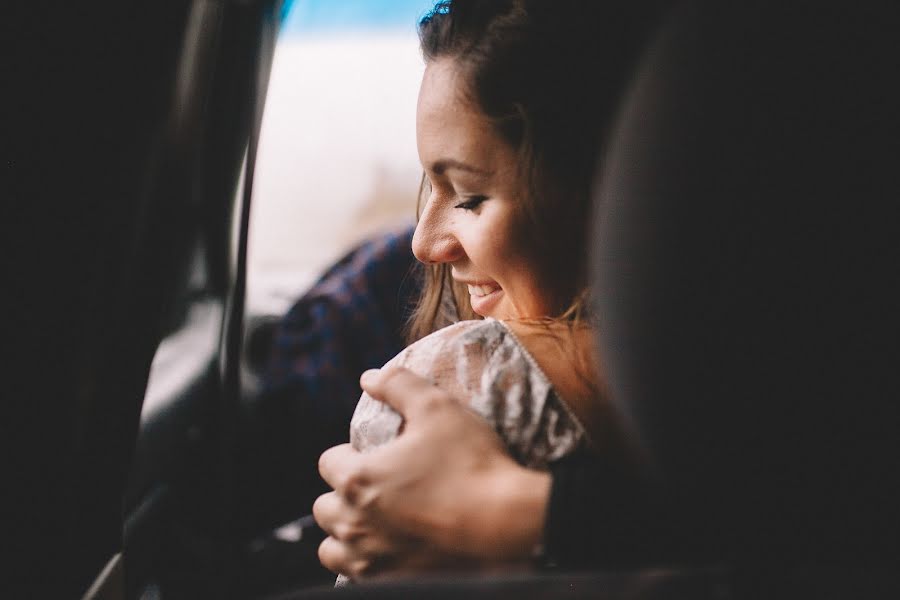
[{"xmin": 412, "ymin": 204, "xmax": 464, "ymax": 265}]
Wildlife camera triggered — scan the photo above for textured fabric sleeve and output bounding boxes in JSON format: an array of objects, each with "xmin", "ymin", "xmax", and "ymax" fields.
[{"xmin": 350, "ymin": 319, "xmax": 587, "ymax": 470}]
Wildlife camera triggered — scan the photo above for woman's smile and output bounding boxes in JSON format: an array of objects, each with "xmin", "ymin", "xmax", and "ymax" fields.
[
  {"xmin": 413, "ymin": 58, "xmax": 553, "ymax": 321},
  {"xmin": 463, "ymin": 281, "xmax": 503, "ymax": 316}
]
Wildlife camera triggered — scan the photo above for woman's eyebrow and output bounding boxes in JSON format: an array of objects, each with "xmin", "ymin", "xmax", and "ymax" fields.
[{"xmin": 430, "ymin": 158, "xmax": 494, "ymax": 176}]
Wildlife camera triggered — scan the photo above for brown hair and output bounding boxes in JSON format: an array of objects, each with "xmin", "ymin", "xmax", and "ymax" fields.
[{"xmin": 407, "ymin": 0, "xmax": 662, "ymax": 342}]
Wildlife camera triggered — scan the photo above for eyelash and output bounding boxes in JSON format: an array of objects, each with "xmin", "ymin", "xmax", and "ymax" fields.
[{"xmin": 454, "ymin": 195, "xmax": 488, "ymax": 211}]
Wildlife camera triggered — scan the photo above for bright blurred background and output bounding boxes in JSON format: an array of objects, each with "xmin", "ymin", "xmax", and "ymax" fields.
[{"xmin": 247, "ymin": 0, "xmax": 435, "ymax": 316}]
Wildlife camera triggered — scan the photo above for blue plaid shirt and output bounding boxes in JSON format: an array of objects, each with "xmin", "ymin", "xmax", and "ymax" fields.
[{"xmin": 261, "ymin": 224, "xmax": 419, "ymax": 469}]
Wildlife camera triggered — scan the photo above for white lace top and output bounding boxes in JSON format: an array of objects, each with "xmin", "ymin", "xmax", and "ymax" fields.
[{"xmin": 349, "ymin": 318, "xmax": 589, "ymax": 469}]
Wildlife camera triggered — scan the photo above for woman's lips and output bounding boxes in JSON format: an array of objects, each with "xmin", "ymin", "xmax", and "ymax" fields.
[
  {"xmin": 466, "ymin": 283, "xmax": 500, "ymax": 297},
  {"xmin": 466, "ymin": 283, "xmax": 502, "ymax": 316}
]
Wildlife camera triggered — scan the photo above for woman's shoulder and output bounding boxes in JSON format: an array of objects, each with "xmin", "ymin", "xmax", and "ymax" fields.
[
  {"xmin": 352, "ymin": 318, "xmax": 594, "ymax": 467},
  {"xmin": 351, "ymin": 319, "xmax": 522, "ymax": 454},
  {"xmin": 500, "ymin": 320, "xmax": 609, "ymax": 448},
  {"xmin": 394, "ymin": 319, "xmax": 597, "ymax": 395},
  {"xmin": 407, "ymin": 318, "xmax": 508, "ymax": 346},
  {"xmin": 392, "ymin": 318, "xmax": 529, "ymax": 375}
]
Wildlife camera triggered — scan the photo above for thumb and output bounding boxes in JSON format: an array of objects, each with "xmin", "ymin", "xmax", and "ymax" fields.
[{"xmin": 360, "ymin": 366, "xmax": 445, "ymax": 421}]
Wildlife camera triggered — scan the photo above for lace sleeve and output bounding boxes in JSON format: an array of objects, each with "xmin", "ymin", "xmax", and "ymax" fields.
[{"xmin": 349, "ymin": 319, "xmax": 587, "ymax": 469}]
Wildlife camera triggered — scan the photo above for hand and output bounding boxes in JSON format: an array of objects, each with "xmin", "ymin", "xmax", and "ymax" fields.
[{"xmin": 313, "ymin": 366, "xmax": 551, "ymax": 579}]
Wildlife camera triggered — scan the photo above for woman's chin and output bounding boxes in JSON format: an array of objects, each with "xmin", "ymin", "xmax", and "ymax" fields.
[{"xmin": 470, "ymin": 288, "xmax": 504, "ymax": 317}]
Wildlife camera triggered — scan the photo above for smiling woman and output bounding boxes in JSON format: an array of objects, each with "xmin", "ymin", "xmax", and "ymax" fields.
[
  {"xmin": 412, "ymin": 58, "xmax": 551, "ymax": 321},
  {"xmin": 313, "ymin": 0, "xmax": 653, "ymax": 582},
  {"xmin": 403, "ymin": 0, "xmax": 636, "ymax": 341},
  {"xmin": 346, "ymin": 0, "xmax": 620, "ymax": 476}
]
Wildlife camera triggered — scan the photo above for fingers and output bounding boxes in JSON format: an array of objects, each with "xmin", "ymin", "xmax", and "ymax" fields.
[
  {"xmin": 318, "ymin": 535, "xmax": 353, "ymax": 575},
  {"xmin": 314, "ymin": 493, "xmax": 377, "ymax": 576},
  {"xmin": 361, "ymin": 366, "xmax": 448, "ymax": 420},
  {"xmin": 319, "ymin": 532, "xmax": 465, "ymax": 579},
  {"xmin": 313, "ymin": 490, "xmax": 377, "ymax": 543},
  {"xmin": 318, "ymin": 443, "xmax": 365, "ymax": 494},
  {"xmin": 319, "ymin": 535, "xmax": 395, "ymax": 579},
  {"xmin": 312, "ymin": 490, "xmax": 343, "ymax": 537},
  {"xmin": 316, "ymin": 494, "xmax": 399, "ymax": 579}
]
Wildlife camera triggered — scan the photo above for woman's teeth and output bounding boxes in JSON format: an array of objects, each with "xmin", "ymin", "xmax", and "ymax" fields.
[{"xmin": 467, "ymin": 283, "xmax": 500, "ymax": 297}]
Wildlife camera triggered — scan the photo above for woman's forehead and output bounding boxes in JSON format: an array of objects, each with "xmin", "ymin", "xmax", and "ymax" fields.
[
  {"xmin": 417, "ymin": 59, "xmax": 514, "ymax": 174},
  {"xmin": 417, "ymin": 59, "xmax": 473, "ymax": 119}
]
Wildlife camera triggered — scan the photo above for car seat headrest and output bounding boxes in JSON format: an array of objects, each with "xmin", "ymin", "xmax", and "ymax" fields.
[{"xmin": 592, "ymin": 0, "xmax": 900, "ymax": 561}]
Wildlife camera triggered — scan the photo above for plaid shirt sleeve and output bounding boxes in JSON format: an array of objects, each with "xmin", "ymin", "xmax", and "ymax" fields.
[{"xmin": 262, "ymin": 223, "xmax": 419, "ymax": 452}]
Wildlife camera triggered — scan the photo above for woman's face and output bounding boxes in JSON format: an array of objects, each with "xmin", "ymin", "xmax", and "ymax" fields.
[{"xmin": 413, "ymin": 58, "xmax": 552, "ymax": 320}]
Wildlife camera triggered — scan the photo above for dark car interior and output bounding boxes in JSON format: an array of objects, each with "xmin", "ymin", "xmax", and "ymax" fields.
[{"xmin": 5, "ymin": 0, "xmax": 899, "ymax": 598}]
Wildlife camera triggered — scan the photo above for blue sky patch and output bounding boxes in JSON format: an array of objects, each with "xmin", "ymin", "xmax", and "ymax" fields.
[{"xmin": 282, "ymin": 0, "xmax": 437, "ymax": 36}]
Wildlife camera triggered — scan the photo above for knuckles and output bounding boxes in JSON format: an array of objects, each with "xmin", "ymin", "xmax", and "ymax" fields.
[
  {"xmin": 312, "ymin": 492, "xmax": 347, "ymax": 539},
  {"xmin": 349, "ymin": 557, "xmax": 374, "ymax": 579},
  {"xmin": 317, "ymin": 537, "xmax": 341, "ymax": 574},
  {"xmin": 334, "ymin": 520, "xmax": 367, "ymax": 543},
  {"xmin": 416, "ymin": 381, "xmax": 452, "ymax": 412},
  {"xmin": 317, "ymin": 451, "xmax": 330, "ymax": 475},
  {"xmin": 316, "ymin": 534, "xmax": 378, "ymax": 579},
  {"xmin": 341, "ymin": 468, "xmax": 370, "ymax": 504}
]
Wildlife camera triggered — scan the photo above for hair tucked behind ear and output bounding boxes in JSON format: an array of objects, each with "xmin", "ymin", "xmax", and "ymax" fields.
[{"xmin": 406, "ymin": 0, "xmax": 666, "ymax": 343}]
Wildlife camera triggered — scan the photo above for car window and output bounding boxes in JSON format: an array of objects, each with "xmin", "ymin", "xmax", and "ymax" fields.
[{"xmin": 247, "ymin": 0, "xmax": 434, "ymax": 318}]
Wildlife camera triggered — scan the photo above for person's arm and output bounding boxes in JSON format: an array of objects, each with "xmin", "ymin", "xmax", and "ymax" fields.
[
  {"xmin": 313, "ymin": 367, "xmax": 551, "ymax": 578},
  {"xmin": 313, "ymin": 367, "xmax": 671, "ymax": 579}
]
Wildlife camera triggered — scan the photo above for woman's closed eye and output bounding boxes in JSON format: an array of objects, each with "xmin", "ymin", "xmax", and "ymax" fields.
[{"xmin": 454, "ymin": 195, "xmax": 488, "ymax": 211}]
